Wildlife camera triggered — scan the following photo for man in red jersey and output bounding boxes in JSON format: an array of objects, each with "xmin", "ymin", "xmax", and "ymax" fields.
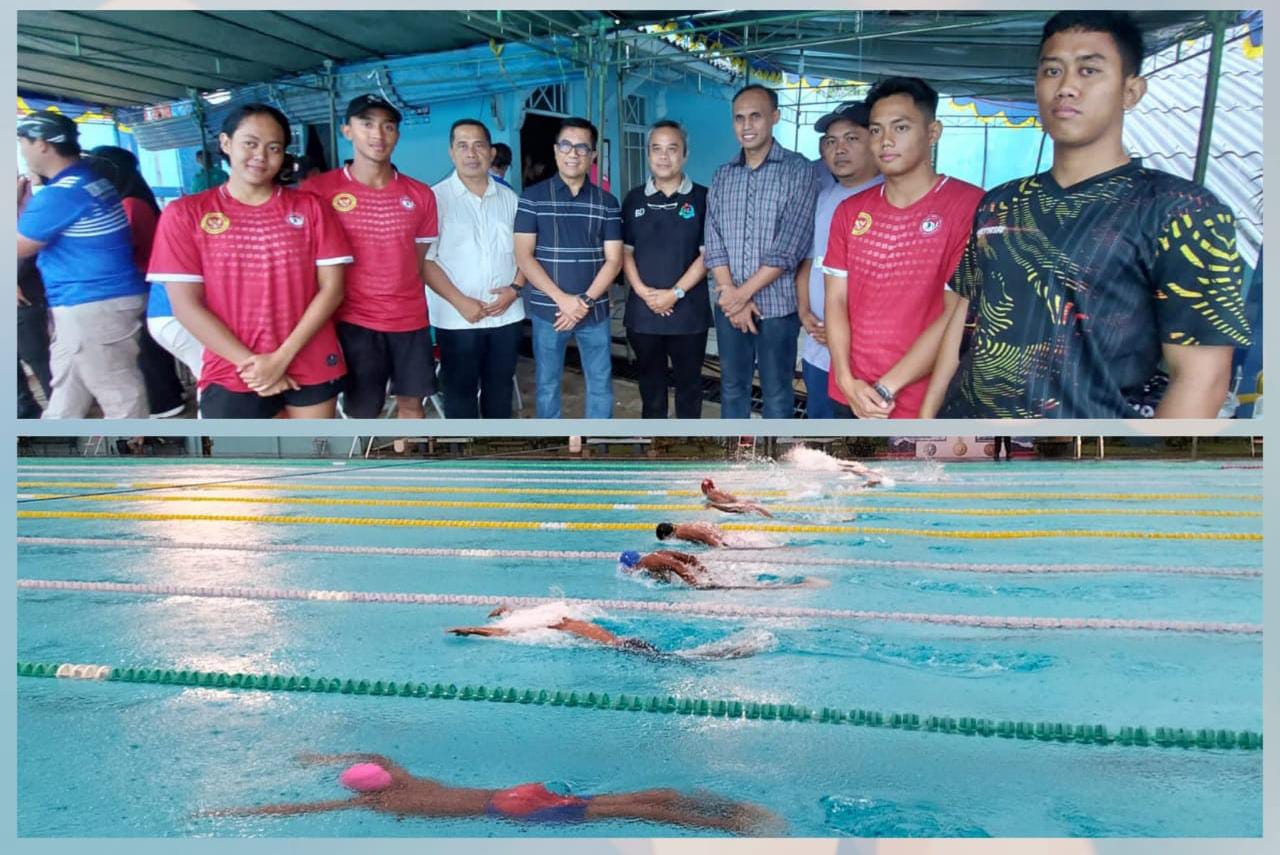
[
  {"xmin": 149, "ymin": 103, "xmax": 352, "ymax": 419},
  {"xmin": 822, "ymin": 77, "xmax": 984, "ymax": 419},
  {"xmin": 302, "ymin": 94, "xmax": 439, "ymax": 419}
]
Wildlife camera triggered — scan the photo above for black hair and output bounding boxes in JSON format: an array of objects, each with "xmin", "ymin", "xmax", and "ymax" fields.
[
  {"xmin": 88, "ymin": 145, "xmax": 159, "ymax": 214},
  {"xmin": 557, "ymin": 116, "xmax": 598, "ymax": 148},
  {"xmin": 647, "ymin": 119, "xmax": 688, "ymax": 153},
  {"xmin": 218, "ymin": 103, "xmax": 291, "ymax": 164},
  {"xmin": 1041, "ymin": 11, "xmax": 1145, "ymax": 77},
  {"xmin": 450, "ymin": 118, "xmax": 492, "ymax": 146},
  {"xmin": 732, "ymin": 84, "xmax": 779, "ymax": 111},
  {"xmin": 50, "ymin": 139, "xmax": 81, "ymax": 158},
  {"xmin": 656, "ymin": 523, "xmax": 675, "ymax": 540},
  {"xmin": 865, "ymin": 76, "xmax": 940, "ymax": 122},
  {"xmin": 491, "ymin": 142, "xmax": 512, "ymax": 168}
]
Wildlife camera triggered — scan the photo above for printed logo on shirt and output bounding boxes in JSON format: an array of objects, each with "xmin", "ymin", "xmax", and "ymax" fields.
[
  {"xmin": 326, "ymin": 353, "xmax": 340, "ymax": 366},
  {"xmin": 332, "ymin": 193, "xmax": 357, "ymax": 213},
  {"xmin": 678, "ymin": 202, "xmax": 695, "ymax": 220},
  {"xmin": 634, "ymin": 207, "xmax": 646, "ymax": 218},
  {"xmin": 920, "ymin": 214, "xmax": 943, "ymax": 235},
  {"xmin": 286, "ymin": 213, "xmax": 306, "ymax": 228},
  {"xmin": 851, "ymin": 211, "xmax": 873, "ymax": 236},
  {"xmin": 400, "ymin": 196, "xmax": 416, "ymax": 210},
  {"xmin": 199, "ymin": 212, "xmax": 231, "ymax": 235},
  {"xmin": 976, "ymin": 225, "xmax": 1007, "ymax": 236}
]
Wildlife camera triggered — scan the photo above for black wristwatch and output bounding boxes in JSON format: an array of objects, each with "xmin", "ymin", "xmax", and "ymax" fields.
[
  {"xmin": 578, "ymin": 293, "xmax": 595, "ymax": 308},
  {"xmin": 873, "ymin": 381, "xmax": 896, "ymax": 403}
]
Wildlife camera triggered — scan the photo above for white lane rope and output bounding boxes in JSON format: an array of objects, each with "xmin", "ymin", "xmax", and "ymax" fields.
[
  {"xmin": 18, "ymin": 579, "xmax": 1260, "ymax": 635},
  {"xmin": 16, "ymin": 536, "xmax": 1262, "ymax": 578}
]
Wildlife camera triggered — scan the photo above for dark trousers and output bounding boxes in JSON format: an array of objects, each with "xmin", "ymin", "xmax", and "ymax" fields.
[
  {"xmin": 136, "ymin": 317, "xmax": 186, "ymax": 415},
  {"xmin": 17, "ymin": 302, "xmax": 52, "ymax": 418},
  {"xmin": 993, "ymin": 436, "xmax": 1013, "ymax": 460},
  {"xmin": 435, "ymin": 321, "xmax": 523, "ymax": 418},
  {"xmin": 627, "ymin": 329, "xmax": 708, "ymax": 419}
]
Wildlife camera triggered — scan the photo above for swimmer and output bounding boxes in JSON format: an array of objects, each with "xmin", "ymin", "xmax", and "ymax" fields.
[
  {"xmin": 619, "ymin": 550, "xmax": 827, "ymax": 589},
  {"xmin": 837, "ymin": 459, "xmax": 887, "ymax": 486},
  {"xmin": 656, "ymin": 521, "xmax": 726, "ymax": 547},
  {"xmin": 448, "ymin": 605, "xmax": 660, "ymax": 655},
  {"xmin": 200, "ymin": 753, "xmax": 783, "ymax": 834},
  {"xmin": 700, "ymin": 478, "xmax": 774, "ymax": 517}
]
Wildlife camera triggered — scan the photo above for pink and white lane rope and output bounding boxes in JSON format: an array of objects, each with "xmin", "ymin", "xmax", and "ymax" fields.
[
  {"xmin": 17, "ymin": 579, "xmax": 1262, "ymax": 635},
  {"xmin": 14, "ymin": 537, "xmax": 1261, "ymax": 579}
]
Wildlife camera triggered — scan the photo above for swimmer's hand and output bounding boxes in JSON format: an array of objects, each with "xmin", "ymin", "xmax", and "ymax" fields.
[{"xmin": 447, "ymin": 626, "xmax": 506, "ymax": 637}]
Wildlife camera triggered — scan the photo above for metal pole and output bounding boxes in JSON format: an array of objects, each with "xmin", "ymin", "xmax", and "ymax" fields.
[
  {"xmin": 188, "ymin": 88, "xmax": 211, "ymax": 191},
  {"xmin": 1192, "ymin": 11, "xmax": 1228, "ymax": 185},
  {"xmin": 1033, "ymin": 129, "xmax": 1048, "ymax": 174},
  {"xmin": 980, "ymin": 123, "xmax": 989, "ymax": 186},
  {"xmin": 596, "ymin": 22, "xmax": 608, "ymax": 189},
  {"xmin": 324, "ymin": 60, "xmax": 339, "ymax": 170}
]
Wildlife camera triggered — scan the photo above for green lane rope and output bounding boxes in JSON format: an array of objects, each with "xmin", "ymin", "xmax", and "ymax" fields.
[{"xmin": 18, "ymin": 661, "xmax": 1262, "ymax": 753}]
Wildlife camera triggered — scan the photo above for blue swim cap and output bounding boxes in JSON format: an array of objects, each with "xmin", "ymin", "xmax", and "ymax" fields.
[{"xmin": 619, "ymin": 550, "xmax": 641, "ymax": 568}]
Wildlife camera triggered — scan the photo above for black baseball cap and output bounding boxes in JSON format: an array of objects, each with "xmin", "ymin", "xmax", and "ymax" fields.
[
  {"xmin": 17, "ymin": 110, "xmax": 79, "ymax": 144},
  {"xmin": 344, "ymin": 94, "xmax": 402, "ymax": 124},
  {"xmin": 814, "ymin": 101, "xmax": 871, "ymax": 133}
]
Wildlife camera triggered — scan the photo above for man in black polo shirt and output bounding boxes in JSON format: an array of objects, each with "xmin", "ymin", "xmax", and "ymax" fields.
[
  {"xmin": 923, "ymin": 11, "xmax": 1251, "ymax": 418},
  {"xmin": 621, "ymin": 120, "xmax": 711, "ymax": 418}
]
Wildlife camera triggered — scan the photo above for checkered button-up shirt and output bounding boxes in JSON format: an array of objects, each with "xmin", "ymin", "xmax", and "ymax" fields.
[{"xmin": 704, "ymin": 140, "xmax": 821, "ymax": 319}]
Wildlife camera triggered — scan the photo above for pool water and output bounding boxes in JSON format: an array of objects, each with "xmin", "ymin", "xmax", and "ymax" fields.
[{"xmin": 16, "ymin": 457, "xmax": 1263, "ymax": 837}]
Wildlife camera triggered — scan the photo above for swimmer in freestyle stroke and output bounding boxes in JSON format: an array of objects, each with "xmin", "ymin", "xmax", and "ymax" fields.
[
  {"xmin": 199, "ymin": 753, "xmax": 783, "ymax": 834},
  {"xmin": 700, "ymin": 478, "xmax": 774, "ymax": 516},
  {"xmin": 619, "ymin": 550, "xmax": 826, "ymax": 589}
]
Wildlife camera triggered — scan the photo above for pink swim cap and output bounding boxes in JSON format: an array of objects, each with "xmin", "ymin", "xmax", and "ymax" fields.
[{"xmin": 339, "ymin": 763, "xmax": 393, "ymax": 792}]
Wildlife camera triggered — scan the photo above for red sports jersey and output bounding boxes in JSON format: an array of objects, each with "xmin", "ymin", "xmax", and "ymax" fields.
[
  {"xmin": 301, "ymin": 167, "xmax": 438, "ymax": 332},
  {"xmin": 147, "ymin": 185, "xmax": 353, "ymax": 393},
  {"xmin": 823, "ymin": 176, "xmax": 983, "ymax": 417}
]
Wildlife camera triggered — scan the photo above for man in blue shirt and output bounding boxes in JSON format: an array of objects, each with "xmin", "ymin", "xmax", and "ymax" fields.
[
  {"xmin": 795, "ymin": 101, "xmax": 883, "ymax": 418},
  {"xmin": 705, "ymin": 85, "xmax": 821, "ymax": 419},
  {"xmin": 514, "ymin": 117, "xmax": 623, "ymax": 419},
  {"xmin": 17, "ymin": 110, "xmax": 149, "ymax": 418}
]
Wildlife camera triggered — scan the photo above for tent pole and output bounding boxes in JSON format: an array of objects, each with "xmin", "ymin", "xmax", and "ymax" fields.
[
  {"xmin": 1192, "ymin": 11, "xmax": 1228, "ymax": 185},
  {"xmin": 325, "ymin": 60, "xmax": 339, "ymax": 170}
]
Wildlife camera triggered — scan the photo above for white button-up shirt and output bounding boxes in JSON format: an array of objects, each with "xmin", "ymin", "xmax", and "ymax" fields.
[{"xmin": 425, "ymin": 170, "xmax": 524, "ymax": 330}]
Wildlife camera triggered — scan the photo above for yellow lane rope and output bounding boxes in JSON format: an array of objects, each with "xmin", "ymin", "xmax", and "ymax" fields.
[
  {"xmin": 16, "ymin": 509, "xmax": 1262, "ymax": 541},
  {"xmin": 20, "ymin": 492, "xmax": 1262, "ymax": 519},
  {"xmin": 15, "ymin": 481, "xmax": 1258, "ymax": 502}
]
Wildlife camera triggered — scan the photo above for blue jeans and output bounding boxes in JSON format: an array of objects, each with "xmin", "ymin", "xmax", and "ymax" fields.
[
  {"xmin": 801, "ymin": 359, "xmax": 835, "ymax": 419},
  {"xmin": 531, "ymin": 315, "xmax": 614, "ymax": 419},
  {"xmin": 713, "ymin": 309, "xmax": 799, "ymax": 419}
]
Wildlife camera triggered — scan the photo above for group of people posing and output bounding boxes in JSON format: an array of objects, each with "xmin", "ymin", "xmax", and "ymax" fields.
[{"xmin": 17, "ymin": 11, "xmax": 1251, "ymax": 420}]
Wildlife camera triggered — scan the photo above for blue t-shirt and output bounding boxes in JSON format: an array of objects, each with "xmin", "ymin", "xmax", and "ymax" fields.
[
  {"xmin": 18, "ymin": 162, "xmax": 147, "ymax": 308},
  {"xmin": 147, "ymin": 281, "xmax": 174, "ymax": 318}
]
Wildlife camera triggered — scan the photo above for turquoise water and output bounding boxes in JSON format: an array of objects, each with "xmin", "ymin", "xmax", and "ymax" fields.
[{"xmin": 16, "ymin": 458, "xmax": 1263, "ymax": 837}]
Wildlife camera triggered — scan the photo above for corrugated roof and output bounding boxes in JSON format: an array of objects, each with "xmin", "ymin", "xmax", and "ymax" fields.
[
  {"xmin": 1124, "ymin": 16, "xmax": 1264, "ymax": 267},
  {"xmin": 19, "ymin": 10, "xmax": 1214, "ymax": 108}
]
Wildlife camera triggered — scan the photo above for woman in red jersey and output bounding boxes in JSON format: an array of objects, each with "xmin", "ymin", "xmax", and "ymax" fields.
[{"xmin": 148, "ymin": 103, "xmax": 352, "ymax": 418}]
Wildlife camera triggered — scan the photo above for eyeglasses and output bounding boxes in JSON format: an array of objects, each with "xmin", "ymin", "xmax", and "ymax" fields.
[{"xmin": 555, "ymin": 140, "xmax": 594, "ymax": 157}]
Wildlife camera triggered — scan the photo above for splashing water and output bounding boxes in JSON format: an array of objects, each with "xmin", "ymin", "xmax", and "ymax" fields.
[{"xmin": 673, "ymin": 628, "xmax": 778, "ymax": 660}]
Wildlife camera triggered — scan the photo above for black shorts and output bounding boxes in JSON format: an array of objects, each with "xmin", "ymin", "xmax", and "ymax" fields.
[
  {"xmin": 336, "ymin": 321, "xmax": 436, "ymax": 418},
  {"xmin": 200, "ymin": 378, "xmax": 344, "ymax": 419}
]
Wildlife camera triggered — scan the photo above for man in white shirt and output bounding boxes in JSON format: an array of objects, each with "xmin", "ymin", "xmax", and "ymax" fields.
[{"xmin": 423, "ymin": 119, "xmax": 526, "ymax": 418}]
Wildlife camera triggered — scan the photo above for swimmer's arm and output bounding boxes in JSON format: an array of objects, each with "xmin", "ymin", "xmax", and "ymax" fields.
[
  {"xmin": 197, "ymin": 798, "xmax": 358, "ymax": 818},
  {"xmin": 446, "ymin": 626, "xmax": 509, "ymax": 637},
  {"xmin": 553, "ymin": 618, "xmax": 620, "ymax": 645}
]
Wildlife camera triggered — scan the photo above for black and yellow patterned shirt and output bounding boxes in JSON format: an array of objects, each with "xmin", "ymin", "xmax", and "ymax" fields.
[{"xmin": 940, "ymin": 159, "xmax": 1251, "ymax": 418}]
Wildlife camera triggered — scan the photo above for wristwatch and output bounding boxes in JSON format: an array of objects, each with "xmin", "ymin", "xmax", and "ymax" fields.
[
  {"xmin": 509, "ymin": 280, "xmax": 523, "ymax": 291},
  {"xmin": 578, "ymin": 294, "xmax": 595, "ymax": 308},
  {"xmin": 872, "ymin": 381, "xmax": 896, "ymax": 404},
  {"xmin": 672, "ymin": 287, "xmax": 686, "ymax": 300}
]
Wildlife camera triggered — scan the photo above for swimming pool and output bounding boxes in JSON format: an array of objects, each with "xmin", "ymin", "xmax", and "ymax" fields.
[{"xmin": 16, "ymin": 456, "xmax": 1263, "ymax": 837}]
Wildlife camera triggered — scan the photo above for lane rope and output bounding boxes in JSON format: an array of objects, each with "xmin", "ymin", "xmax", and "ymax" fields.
[
  {"xmin": 13, "ymin": 479, "xmax": 1259, "ymax": 502},
  {"xmin": 16, "ymin": 509, "xmax": 1264, "ymax": 541},
  {"xmin": 17, "ymin": 579, "xmax": 1263, "ymax": 635},
  {"xmin": 17, "ymin": 488, "xmax": 1260, "ymax": 519},
  {"xmin": 17, "ymin": 536, "xmax": 1261, "ymax": 578},
  {"xmin": 17, "ymin": 660, "xmax": 1262, "ymax": 752}
]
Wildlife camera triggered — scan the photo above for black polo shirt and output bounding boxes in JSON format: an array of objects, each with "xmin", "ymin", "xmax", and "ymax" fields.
[{"xmin": 622, "ymin": 177, "xmax": 711, "ymax": 336}]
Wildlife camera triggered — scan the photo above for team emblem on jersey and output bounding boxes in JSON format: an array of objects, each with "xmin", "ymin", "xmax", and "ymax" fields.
[
  {"xmin": 199, "ymin": 212, "xmax": 230, "ymax": 235},
  {"xmin": 678, "ymin": 202, "xmax": 695, "ymax": 220},
  {"xmin": 920, "ymin": 214, "xmax": 943, "ymax": 234},
  {"xmin": 400, "ymin": 196, "xmax": 415, "ymax": 210},
  {"xmin": 851, "ymin": 211, "xmax": 873, "ymax": 236},
  {"xmin": 286, "ymin": 213, "xmax": 306, "ymax": 228},
  {"xmin": 634, "ymin": 207, "xmax": 646, "ymax": 218},
  {"xmin": 332, "ymin": 193, "xmax": 357, "ymax": 212}
]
